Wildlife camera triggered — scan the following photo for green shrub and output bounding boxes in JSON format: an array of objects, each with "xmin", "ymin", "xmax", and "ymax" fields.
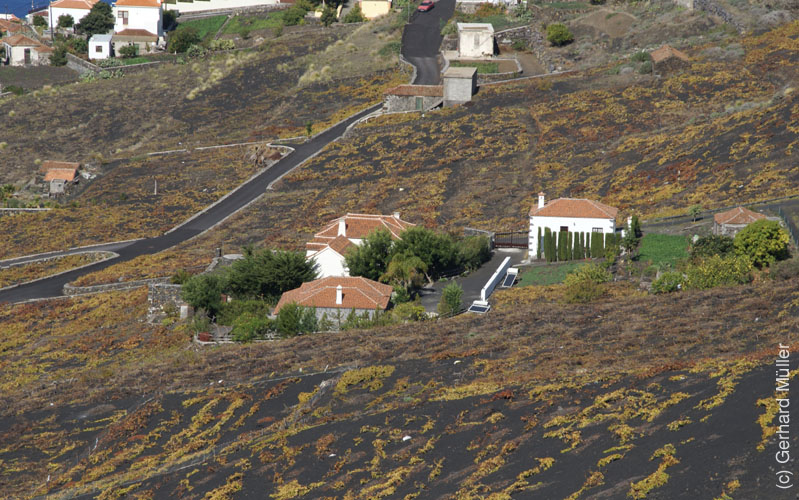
[
  {"xmin": 771, "ymin": 258, "xmax": 799, "ymax": 280},
  {"xmin": 217, "ymin": 299, "xmax": 272, "ymax": 326},
  {"xmin": 631, "ymin": 51, "xmax": 651, "ymax": 62},
  {"xmin": 168, "ymin": 26, "xmax": 201, "ymax": 53},
  {"xmin": 511, "ymin": 39, "xmax": 527, "ymax": 51},
  {"xmin": 50, "ymin": 46, "xmax": 68, "ymax": 66},
  {"xmin": 392, "ymin": 301, "xmax": 427, "ymax": 322},
  {"xmin": 651, "ymin": 271, "xmax": 683, "ymax": 294},
  {"xmin": 282, "ymin": 5, "xmax": 307, "ymax": 26},
  {"xmin": 275, "ymin": 303, "xmax": 317, "ymax": 337},
  {"xmin": 57, "ymin": 14, "xmax": 74, "ymax": 28},
  {"xmin": 690, "ymin": 235, "xmax": 734, "ymax": 259},
  {"xmin": 378, "ymin": 40, "xmax": 402, "ymax": 57},
  {"xmin": 733, "ymin": 219, "xmax": 790, "ymax": 268},
  {"xmin": 458, "ymin": 235, "xmax": 491, "ymax": 271},
  {"xmin": 231, "ymin": 313, "xmax": 274, "ymax": 342},
  {"xmin": 438, "ymin": 282, "xmax": 463, "ymax": 316},
  {"xmin": 76, "ymin": 2, "xmax": 114, "ymax": 36},
  {"xmin": 186, "ymin": 44, "xmax": 208, "ymax": 58},
  {"xmin": 638, "ymin": 61, "xmax": 653, "ymax": 74},
  {"xmin": 683, "ymin": 254, "xmax": 752, "ymax": 290},
  {"xmin": 546, "ymin": 23, "xmax": 574, "ymax": 47},
  {"xmin": 182, "ymin": 273, "xmax": 226, "ymax": 319},
  {"xmin": 208, "ymin": 39, "xmax": 235, "ymax": 50},
  {"xmin": 563, "ymin": 263, "xmax": 611, "ymax": 303},
  {"xmin": 33, "ymin": 15, "xmax": 47, "ymax": 28},
  {"xmin": 321, "ymin": 5, "xmax": 338, "ymax": 26},
  {"xmin": 163, "ymin": 9, "xmax": 178, "ymax": 30},
  {"xmin": 170, "ymin": 269, "xmax": 193, "ymax": 284},
  {"xmin": 342, "ymin": 4, "xmax": 366, "ymax": 22},
  {"xmin": 226, "ymin": 247, "xmax": 317, "ymax": 302},
  {"xmin": 118, "ymin": 44, "xmax": 139, "ymax": 58}
]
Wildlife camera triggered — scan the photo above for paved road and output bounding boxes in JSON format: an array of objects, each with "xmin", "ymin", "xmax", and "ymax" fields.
[
  {"xmin": 401, "ymin": 0, "xmax": 456, "ymax": 85},
  {"xmin": 0, "ymin": 104, "xmax": 381, "ymax": 304}
]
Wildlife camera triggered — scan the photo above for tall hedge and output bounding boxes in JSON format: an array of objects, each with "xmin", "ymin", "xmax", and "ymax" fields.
[
  {"xmin": 567, "ymin": 232, "xmax": 573, "ymax": 260},
  {"xmin": 590, "ymin": 232, "xmax": 603, "ymax": 257},
  {"xmin": 544, "ymin": 228, "xmax": 554, "ymax": 262},
  {"xmin": 558, "ymin": 231, "xmax": 568, "ymax": 261},
  {"xmin": 536, "ymin": 227, "xmax": 542, "ymax": 260}
]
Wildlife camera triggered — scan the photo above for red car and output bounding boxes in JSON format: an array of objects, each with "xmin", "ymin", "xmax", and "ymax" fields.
[{"xmin": 417, "ymin": 0, "xmax": 434, "ymax": 11}]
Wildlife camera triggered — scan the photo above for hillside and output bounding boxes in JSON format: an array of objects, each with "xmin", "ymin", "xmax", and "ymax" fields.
[{"xmin": 0, "ymin": 278, "xmax": 796, "ymax": 498}]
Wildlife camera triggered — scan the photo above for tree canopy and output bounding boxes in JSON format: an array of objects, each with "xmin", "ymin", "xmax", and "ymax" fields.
[
  {"xmin": 76, "ymin": 2, "xmax": 114, "ymax": 37},
  {"xmin": 225, "ymin": 248, "xmax": 317, "ymax": 301}
]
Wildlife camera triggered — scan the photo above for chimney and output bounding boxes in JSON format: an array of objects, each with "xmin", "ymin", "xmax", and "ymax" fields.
[
  {"xmin": 538, "ymin": 192, "xmax": 545, "ymax": 209},
  {"xmin": 393, "ymin": 211, "xmax": 400, "ymax": 219},
  {"xmin": 336, "ymin": 285, "xmax": 343, "ymax": 305},
  {"xmin": 338, "ymin": 218, "xmax": 346, "ymax": 237}
]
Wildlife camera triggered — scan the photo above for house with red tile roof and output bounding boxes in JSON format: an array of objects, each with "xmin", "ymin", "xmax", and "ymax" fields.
[
  {"xmin": 1, "ymin": 34, "xmax": 53, "ymax": 66},
  {"xmin": 528, "ymin": 192, "xmax": 619, "ymax": 258},
  {"xmin": 48, "ymin": 0, "xmax": 99, "ymax": 31},
  {"xmin": 713, "ymin": 206, "xmax": 766, "ymax": 236},
  {"xmin": 40, "ymin": 161, "xmax": 80, "ymax": 196},
  {"xmin": 0, "ymin": 19, "xmax": 25, "ymax": 36},
  {"xmin": 306, "ymin": 213, "xmax": 415, "ymax": 278},
  {"xmin": 274, "ymin": 276, "xmax": 393, "ymax": 329}
]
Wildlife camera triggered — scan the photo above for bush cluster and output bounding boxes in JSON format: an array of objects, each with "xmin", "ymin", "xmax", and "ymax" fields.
[
  {"xmin": 546, "ymin": 23, "xmax": 574, "ymax": 47},
  {"xmin": 563, "ymin": 264, "xmax": 611, "ymax": 303}
]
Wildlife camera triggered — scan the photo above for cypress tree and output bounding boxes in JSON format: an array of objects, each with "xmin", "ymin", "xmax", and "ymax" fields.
[
  {"xmin": 544, "ymin": 228, "xmax": 553, "ymax": 262},
  {"xmin": 558, "ymin": 231, "xmax": 568, "ymax": 261},
  {"xmin": 536, "ymin": 227, "xmax": 542, "ymax": 260},
  {"xmin": 567, "ymin": 232, "xmax": 573, "ymax": 261},
  {"xmin": 591, "ymin": 232, "xmax": 603, "ymax": 258},
  {"xmin": 584, "ymin": 232, "xmax": 590, "ymax": 258},
  {"xmin": 576, "ymin": 232, "xmax": 583, "ymax": 259}
]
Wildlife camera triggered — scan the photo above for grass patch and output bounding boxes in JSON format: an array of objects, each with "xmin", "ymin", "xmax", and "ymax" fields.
[
  {"xmin": 222, "ymin": 12, "xmax": 283, "ymax": 35},
  {"xmin": 451, "ymin": 61, "xmax": 499, "ymax": 74},
  {"xmin": 637, "ymin": 234, "xmax": 689, "ymax": 267},
  {"xmin": 518, "ymin": 262, "xmax": 583, "ymax": 286},
  {"xmin": 121, "ymin": 56, "xmax": 153, "ymax": 65},
  {"xmin": 178, "ymin": 15, "xmax": 228, "ymax": 41}
]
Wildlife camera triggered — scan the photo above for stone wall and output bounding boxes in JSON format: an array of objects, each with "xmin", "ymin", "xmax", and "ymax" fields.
[
  {"xmin": 65, "ymin": 52, "xmax": 100, "ymax": 75},
  {"xmin": 476, "ymin": 57, "xmax": 523, "ymax": 84},
  {"xmin": 63, "ymin": 277, "xmax": 168, "ymax": 296},
  {"xmin": 384, "ymin": 94, "xmax": 442, "ymax": 113},
  {"xmin": 693, "ymin": 0, "xmax": 745, "ymax": 32},
  {"xmin": 494, "ymin": 25, "xmax": 564, "ymax": 73},
  {"xmin": 0, "ymin": 208, "xmax": 52, "ymax": 217},
  {"xmin": 147, "ymin": 282, "xmax": 190, "ymax": 321}
]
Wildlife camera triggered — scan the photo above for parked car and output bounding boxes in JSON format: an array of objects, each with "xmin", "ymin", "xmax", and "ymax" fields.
[{"xmin": 417, "ymin": 1, "xmax": 434, "ymax": 11}]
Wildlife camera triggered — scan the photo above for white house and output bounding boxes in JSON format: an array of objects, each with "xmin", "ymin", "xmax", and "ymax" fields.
[
  {"xmin": 457, "ymin": 23, "xmax": 494, "ymax": 59},
  {"xmin": 88, "ymin": 33, "xmax": 112, "ymax": 59},
  {"xmin": 1, "ymin": 34, "xmax": 53, "ymax": 66},
  {"xmin": 306, "ymin": 213, "xmax": 415, "ymax": 278},
  {"xmin": 48, "ymin": 0, "xmax": 98, "ymax": 31},
  {"xmin": 528, "ymin": 193, "xmax": 619, "ymax": 258},
  {"xmin": 113, "ymin": 0, "xmax": 163, "ymax": 40}
]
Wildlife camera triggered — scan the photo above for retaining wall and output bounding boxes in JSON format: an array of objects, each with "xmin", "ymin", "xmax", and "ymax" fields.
[
  {"xmin": 63, "ymin": 277, "xmax": 169, "ymax": 296},
  {"xmin": 0, "ymin": 208, "xmax": 52, "ymax": 217},
  {"xmin": 66, "ymin": 53, "xmax": 101, "ymax": 75},
  {"xmin": 694, "ymin": 0, "xmax": 745, "ymax": 32}
]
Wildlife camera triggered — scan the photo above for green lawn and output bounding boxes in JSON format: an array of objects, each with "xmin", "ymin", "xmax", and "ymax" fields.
[
  {"xmin": 518, "ymin": 262, "xmax": 584, "ymax": 286},
  {"xmin": 451, "ymin": 61, "xmax": 499, "ymax": 74},
  {"xmin": 637, "ymin": 234, "xmax": 689, "ymax": 267},
  {"xmin": 222, "ymin": 13, "xmax": 283, "ymax": 36},
  {"xmin": 177, "ymin": 15, "xmax": 228, "ymax": 41}
]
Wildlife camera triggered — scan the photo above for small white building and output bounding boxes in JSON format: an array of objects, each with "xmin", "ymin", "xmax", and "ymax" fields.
[
  {"xmin": 48, "ymin": 0, "xmax": 98, "ymax": 32},
  {"xmin": 457, "ymin": 22, "xmax": 494, "ymax": 59},
  {"xmin": 113, "ymin": 0, "xmax": 163, "ymax": 40},
  {"xmin": 442, "ymin": 66, "xmax": 477, "ymax": 106},
  {"xmin": 306, "ymin": 213, "xmax": 415, "ymax": 278},
  {"xmin": 1, "ymin": 34, "xmax": 53, "ymax": 66},
  {"xmin": 359, "ymin": 0, "xmax": 391, "ymax": 19},
  {"xmin": 528, "ymin": 192, "xmax": 619, "ymax": 258},
  {"xmin": 89, "ymin": 33, "xmax": 113, "ymax": 59}
]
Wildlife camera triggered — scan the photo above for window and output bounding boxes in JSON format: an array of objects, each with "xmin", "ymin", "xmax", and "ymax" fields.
[
  {"xmin": 95, "ymin": 45, "xmax": 103, "ymax": 53},
  {"xmin": 592, "ymin": 227, "xmax": 603, "ymax": 233},
  {"xmin": 560, "ymin": 226, "xmax": 568, "ymax": 232},
  {"xmin": 118, "ymin": 10, "xmax": 128, "ymax": 25}
]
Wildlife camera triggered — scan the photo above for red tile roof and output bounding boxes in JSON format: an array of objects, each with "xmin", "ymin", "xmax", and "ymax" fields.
[
  {"xmin": 40, "ymin": 160, "xmax": 80, "ymax": 173},
  {"xmin": 115, "ymin": 0, "xmax": 161, "ymax": 7},
  {"xmin": 0, "ymin": 19, "xmax": 24, "ymax": 33},
  {"xmin": 44, "ymin": 167, "xmax": 78, "ymax": 182},
  {"xmin": 529, "ymin": 198, "xmax": 619, "ymax": 219},
  {"xmin": 49, "ymin": 0, "xmax": 99, "ymax": 9},
  {"xmin": 113, "ymin": 28, "xmax": 158, "ymax": 40},
  {"xmin": 650, "ymin": 45, "xmax": 690, "ymax": 64},
  {"xmin": 274, "ymin": 277, "xmax": 393, "ymax": 313},
  {"xmin": 306, "ymin": 213, "xmax": 415, "ymax": 252},
  {"xmin": 714, "ymin": 206, "xmax": 765, "ymax": 226},
  {"xmin": 385, "ymin": 85, "xmax": 443, "ymax": 97},
  {"xmin": 2, "ymin": 34, "xmax": 43, "ymax": 47}
]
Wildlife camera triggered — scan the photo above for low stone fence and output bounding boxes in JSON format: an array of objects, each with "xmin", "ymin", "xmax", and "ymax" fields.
[
  {"xmin": 477, "ymin": 57, "xmax": 523, "ymax": 84},
  {"xmin": 495, "ymin": 25, "xmax": 565, "ymax": 73},
  {"xmin": 63, "ymin": 277, "xmax": 169, "ymax": 296},
  {"xmin": 694, "ymin": 0, "xmax": 745, "ymax": 32},
  {"xmin": 0, "ymin": 208, "xmax": 52, "ymax": 217},
  {"xmin": 66, "ymin": 53, "xmax": 101, "ymax": 75}
]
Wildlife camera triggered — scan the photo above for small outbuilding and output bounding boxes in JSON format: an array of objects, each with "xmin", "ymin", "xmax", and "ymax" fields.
[
  {"xmin": 89, "ymin": 33, "xmax": 113, "ymax": 60},
  {"xmin": 112, "ymin": 28, "xmax": 158, "ymax": 54},
  {"xmin": 1, "ymin": 34, "xmax": 53, "ymax": 66},
  {"xmin": 40, "ymin": 161, "xmax": 80, "ymax": 196},
  {"xmin": 359, "ymin": 0, "xmax": 391, "ymax": 19},
  {"xmin": 383, "ymin": 85, "xmax": 443, "ymax": 112},
  {"xmin": 713, "ymin": 206, "xmax": 766, "ymax": 237},
  {"xmin": 457, "ymin": 23, "xmax": 494, "ymax": 59},
  {"xmin": 442, "ymin": 66, "xmax": 477, "ymax": 106},
  {"xmin": 650, "ymin": 44, "xmax": 690, "ymax": 73}
]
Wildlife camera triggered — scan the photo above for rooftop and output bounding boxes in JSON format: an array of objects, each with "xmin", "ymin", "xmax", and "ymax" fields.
[
  {"xmin": 114, "ymin": 0, "xmax": 162, "ymax": 7},
  {"xmin": 113, "ymin": 28, "xmax": 158, "ymax": 41},
  {"xmin": 2, "ymin": 34, "xmax": 43, "ymax": 47},
  {"xmin": 274, "ymin": 277, "xmax": 393, "ymax": 313},
  {"xmin": 530, "ymin": 197, "xmax": 619, "ymax": 219},
  {"xmin": 384, "ymin": 84, "xmax": 443, "ymax": 97},
  {"xmin": 44, "ymin": 168, "xmax": 78, "ymax": 182},
  {"xmin": 90, "ymin": 33, "xmax": 114, "ymax": 42},
  {"xmin": 49, "ymin": 0, "xmax": 99, "ymax": 9},
  {"xmin": 457, "ymin": 22, "xmax": 494, "ymax": 33},
  {"xmin": 714, "ymin": 206, "xmax": 766, "ymax": 226},
  {"xmin": 40, "ymin": 160, "xmax": 80, "ymax": 174},
  {"xmin": 650, "ymin": 44, "xmax": 690, "ymax": 64},
  {"xmin": 443, "ymin": 66, "xmax": 477, "ymax": 79}
]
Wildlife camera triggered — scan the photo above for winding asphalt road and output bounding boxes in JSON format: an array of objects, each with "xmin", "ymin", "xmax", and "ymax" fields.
[
  {"xmin": 0, "ymin": 104, "xmax": 380, "ymax": 304},
  {"xmin": 402, "ymin": 0, "xmax": 456, "ymax": 85}
]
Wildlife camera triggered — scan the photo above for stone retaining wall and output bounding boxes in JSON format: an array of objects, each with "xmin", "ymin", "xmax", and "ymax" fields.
[
  {"xmin": 494, "ymin": 25, "xmax": 565, "ymax": 73},
  {"xmin": 63, "ymin": 277, "xmax": 168, "ymax": 296},
  {"xmin": 694, "ymin": 0, "xmax": 745, "ymax": 32},
  {"xmin": 66, "ymin": 53, "xmax": 101, "ymax": 75},
  {"xmin": 0, "ymin": 208, "xmax": 52, "ymax": 217}
]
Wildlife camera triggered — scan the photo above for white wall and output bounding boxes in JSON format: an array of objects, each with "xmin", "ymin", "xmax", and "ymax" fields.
[
  {"xmin": 308, "ymin": 247, "xmax": 349, "ymax": 278},
  {"xmin": 113, "ymin": 5, "xmax": 162, "ymax": 37},
  {"xmin": 458, "ymin": 29, "xmax": 493, "ymax": 58},
  {"xmin": 529, "ymin": 216, "xmax": 616, "ymax": 257},
  {"xmin": 167, "ymin": 0, "xmax": 279, "ymax": 14},
  {"xmin": 4, "ymin": 43, "xmax": 45, "ymax": 66},
  {"xmin": 89, "ymin": 40, "xmax": 110, "ymax": 59},
  {"xmin": 49, "ymin": 6, "xmax": 91, "ymax": 30}
]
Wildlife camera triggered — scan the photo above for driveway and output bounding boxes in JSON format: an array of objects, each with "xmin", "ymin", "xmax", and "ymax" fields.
[
  {"xmin": 420, "ymin": 248, "xmax": 526, "ymax": 313},
  {"xmin": 0, "ymin": 104, "xmax": 381, "ymax": 304},
  {"xmin": 401, "ymin": 0, "xmax": 456, "ymax": 85}
]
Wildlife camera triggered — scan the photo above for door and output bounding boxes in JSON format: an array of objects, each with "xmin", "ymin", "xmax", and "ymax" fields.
[
  {"xmin": 24, "ymin": 48, "xmax": 30, "ymax": 65},
  {"xmin": 415, "ymin": 97, "xmax": 423, "ymax": 110}
]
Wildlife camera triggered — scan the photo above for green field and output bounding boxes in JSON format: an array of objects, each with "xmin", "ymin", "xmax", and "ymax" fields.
[
  {"xmin": 518, "ymin": 261, "xmax": 583, "ymax": 286},
  {"xmin": 637, "ymin": 234, "xmax": 689, "ymax": 267},
  {"xmin": 177, "ymin": 15, "xmax": 228, "ymax": 41},
  {"xmin": 451, "ymin": 61, "xmax": 499, "ymax": 74},
  {"xmin": 222, "ymin": 12, "xmax": 283, "ymax": 36}
]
